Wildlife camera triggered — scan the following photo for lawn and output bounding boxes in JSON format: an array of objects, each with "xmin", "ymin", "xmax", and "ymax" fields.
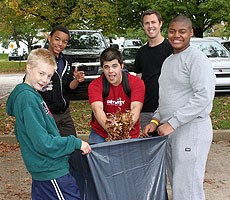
[
  {"xmin": 0, "ymin": 53, "xmax": 26, "ymax": 73},
  {"xmin": 0, "ymin": 96, "xmax": 230, "ymax": 135}
]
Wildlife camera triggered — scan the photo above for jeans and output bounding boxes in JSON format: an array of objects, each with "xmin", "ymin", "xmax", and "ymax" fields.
[{"xmin": 89, "ymin": 129, "xmax": 106, "ymax": 144}]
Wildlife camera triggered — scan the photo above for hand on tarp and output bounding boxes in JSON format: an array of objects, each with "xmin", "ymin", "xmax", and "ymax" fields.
[{"xmin": 80, "ymin": 140, "xmax": 91, "ymax": 155}]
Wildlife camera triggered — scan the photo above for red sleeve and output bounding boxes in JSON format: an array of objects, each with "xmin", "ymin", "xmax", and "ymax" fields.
[
  {"xmin": 128, "ymin": 74, "xmax": 145, "ymax": 103},
  {"xmin": 88, "ymin": 76, "xmax": 103, "ymax": 104}
]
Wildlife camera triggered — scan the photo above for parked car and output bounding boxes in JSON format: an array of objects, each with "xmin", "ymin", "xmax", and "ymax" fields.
[
  {"xmin": 190, "ymin": 38, "xmax": 230, "ymax": 93},
  {"xmin": 120, "ymin": 39, "xmax": 142, "ymax": 51},
  {"xmin": 59, "ymin": 30, "xmax": 109, "ymax": 100},
  {"xmin": 221, "ymin": 41, "xmax": 230, "ymax": 52},
  {"xmin": 120, "ymin": 39, "xmax": 142, "ymax": 72},
  {"xmin": 8, "ymin": 47, "xmax": 28, "ymax": 61},
  {"xmin": 123, "ymin": 39, "xmax": 142, "ymax": 47},
  {"xmin": 31, "ymin": 44, "xmax": 43, "ymax": 50},
  {"xmin": 122, "ymin": 46, "xmax": 140, "ymax": 72}
]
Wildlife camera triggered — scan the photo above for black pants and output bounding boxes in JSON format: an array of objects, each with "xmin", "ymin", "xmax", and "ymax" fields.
[{"xmin": 52, "ymin": 107, "xmax": 76, "ymax": 137}]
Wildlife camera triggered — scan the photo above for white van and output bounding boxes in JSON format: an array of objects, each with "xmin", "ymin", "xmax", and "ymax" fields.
[{"xmin": 8, "ymin": 47, "xmax": 28, "ymax": 61}]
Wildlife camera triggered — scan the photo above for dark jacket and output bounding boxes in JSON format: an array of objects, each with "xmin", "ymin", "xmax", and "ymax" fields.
[{"xmin": 39, "ymin": 53, "xmax": 74, "ymax": 114}]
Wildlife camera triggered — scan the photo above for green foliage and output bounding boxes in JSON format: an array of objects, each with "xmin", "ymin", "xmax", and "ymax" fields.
[
  {"xmin": 0, "ymin": 0, "xmax": 229, "ymax": 48},
  {"xmin": 152, "ymin": 0, "xmax": 230, "ymax": 37},
  {"xmin": 0, "ymin": 0, "xmax": 49, "ymax": 51},
  {"xmin": 120, "ymin": 27, "xmax": 148, "ymax": 44}
]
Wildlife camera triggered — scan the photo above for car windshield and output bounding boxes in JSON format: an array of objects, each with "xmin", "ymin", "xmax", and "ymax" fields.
[
  {"xmin": 191, "ymin": 40, "xmax": 230, "ymax": 58},
  {"xmin": 66, "ymin": 31, "xmax": 106, "ymax": 50}
]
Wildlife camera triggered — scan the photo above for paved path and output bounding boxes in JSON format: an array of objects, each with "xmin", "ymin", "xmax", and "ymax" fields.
[
  {"xmin": 0, "ymin": 141, "xmax": 229, "ymax": 200},
  {"xmin": 0, "ymin": 73, "xmax": 24, "ymax": 102}
]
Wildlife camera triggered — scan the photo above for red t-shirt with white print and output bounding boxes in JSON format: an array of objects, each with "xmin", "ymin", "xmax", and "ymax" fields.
[{"xmin": 88, "ymin": 73, "xmax": 145, "ymax": 139}]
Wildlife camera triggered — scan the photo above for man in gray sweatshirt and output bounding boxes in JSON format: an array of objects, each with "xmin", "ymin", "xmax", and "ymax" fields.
[{"xmin": 143, "ymin": 15, "xmax": 216, "ymax": 200}]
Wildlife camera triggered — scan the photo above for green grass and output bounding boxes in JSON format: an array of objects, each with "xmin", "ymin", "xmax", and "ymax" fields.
[
  {"xmin": 0, "ymin": 61, "xmax": 26, "ymax": 73},
  {"xmin": 211, "ymin": 96, "xmax": 230, "ymax": 130},
  {"xmin": 70, "ymin": 101, "xmax": 92, "ymax": 134},
  {"xmin": 0, "ymin": 53, "xmax": 26, "ymax": 73},
  {"xmin": 1, "ymin": 96, "xmax": 230, "ymax": 135},
  {"xmin": 0, "ymin": 54, "xmax": 8, "ymax": 60}
]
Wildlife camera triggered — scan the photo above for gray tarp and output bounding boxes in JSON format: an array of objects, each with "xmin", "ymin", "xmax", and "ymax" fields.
[{"xmin": 69, "ymin": 136, "xmax": 168, "ymax": 200}]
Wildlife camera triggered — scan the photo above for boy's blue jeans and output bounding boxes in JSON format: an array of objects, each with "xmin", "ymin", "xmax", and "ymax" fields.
[{"xmin": 89, "ymin": 129, "xmax": 106, "ymax": 144}]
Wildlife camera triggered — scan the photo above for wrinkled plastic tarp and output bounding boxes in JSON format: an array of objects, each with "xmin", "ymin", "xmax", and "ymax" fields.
[{"xmin": 69, "ymin": 136, "xmax": 168, "ymax": 200}]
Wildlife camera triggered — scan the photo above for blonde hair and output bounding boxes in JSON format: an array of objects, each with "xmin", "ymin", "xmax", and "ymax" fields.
[{"xmin": 27, "ymin": 48, "xmax": 57, "ymax": 71}]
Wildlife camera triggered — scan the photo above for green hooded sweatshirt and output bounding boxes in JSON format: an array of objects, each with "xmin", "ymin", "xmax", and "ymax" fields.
[{"xmin": 6, "ymin": 83, "xmax": 82, "ymax": 181}]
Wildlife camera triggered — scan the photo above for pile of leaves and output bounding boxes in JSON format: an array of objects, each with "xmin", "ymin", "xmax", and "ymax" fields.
[{"xmin": 105, "ymin": 109, "xmax": 134, "ymax": 141}]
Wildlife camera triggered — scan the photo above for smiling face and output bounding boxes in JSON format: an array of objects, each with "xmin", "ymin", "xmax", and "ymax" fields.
[
  {"xmin": 102, "ymin": 59, "xmax": 123, "ymax": 86},
  {"xmin": 142, "ymin": 13, "xmax": 162, "ymax": 40},
  {"xmin": 48, "ymin": 30, "xmax": 69, "ymax": 57},
  {"xmin": 24, "ymin": 49, "xmax": 56, "ymax": 91},
  {"xmin": 168, "ymin": 17, "xmax": 193, "ymax": 54},
  {"xmin": 25, "ymin": 62, "xmax": 55, "ymax": 91}
]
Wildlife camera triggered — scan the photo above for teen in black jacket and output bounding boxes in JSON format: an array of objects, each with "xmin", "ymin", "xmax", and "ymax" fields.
[{"xmin": 40, "ymin": 25, "xmax": 85, "ymax": 137}]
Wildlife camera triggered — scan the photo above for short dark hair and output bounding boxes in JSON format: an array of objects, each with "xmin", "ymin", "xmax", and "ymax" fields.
[
  {"xmin": 141, "ymin": 9, "xmax": 163, "ymax": 25},
  {"xmin": 169, "ymin": 15, "xmax": 192, "ymax": 29},
  {"xmin": 50, "ymin": 25, "xmax": 70, "ymax": 37},
  {"xmin": 100, "ymin": 47, "xmax": 123, "ymax": 67}
]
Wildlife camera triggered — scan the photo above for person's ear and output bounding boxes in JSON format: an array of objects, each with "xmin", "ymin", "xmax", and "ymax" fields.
[
  {"xmin": 25, "ymin": 64, "xmax": 31, "ymax": 75},
  {"xmin": 121, "ymin": 63, "xmax": 124, "ymax": 69},
  {"xmin": 159, "ymin": 21, "xmax": 163, "ymax": 28},
  {"xmin": 191, "ymin": 28, "xmax": 194, "ymax": 37},
  {"xmin": 48, "ymin": 35, "xmax": 51, "ymax": 43},
  {"xmin": 26, "ymin": 64, "xmax": 31, "ymax": 71},
  {"xmin": 27, "ymin": 64, "xmax": 35, "ymax": 73}
]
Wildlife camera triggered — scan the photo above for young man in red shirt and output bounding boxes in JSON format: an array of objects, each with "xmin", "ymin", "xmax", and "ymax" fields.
[{"xmin": 88, "ymin": 47, "xmax": 145, "ymax": 144}]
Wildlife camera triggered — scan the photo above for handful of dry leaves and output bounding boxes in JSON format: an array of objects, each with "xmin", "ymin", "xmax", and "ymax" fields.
[{"xmin": 105, "ymin": 109, "xmax": 134, "ymax": 141}]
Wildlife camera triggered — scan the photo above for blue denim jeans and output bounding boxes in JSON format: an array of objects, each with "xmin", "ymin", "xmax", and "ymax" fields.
[{"xmin": 89, "ymin": 129, "xmax": 106, "ymax": 144}]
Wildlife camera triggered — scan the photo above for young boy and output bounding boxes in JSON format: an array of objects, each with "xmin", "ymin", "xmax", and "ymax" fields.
[
  {"xmin": 6, "ymin": 48, "xmax": 91, "ymax": 200},
  {"xmin": 40, "ymin": 25, "xmax": 85, "ymax": 137},
  {"xmin": 88, "ymin": 47, "xmax": 145, "ymax": 143}
]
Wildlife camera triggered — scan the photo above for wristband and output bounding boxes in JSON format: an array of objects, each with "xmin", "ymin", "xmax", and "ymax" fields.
[{"xmin": 150, "ymin": 119, "xmax": 159, "ymax": 126}]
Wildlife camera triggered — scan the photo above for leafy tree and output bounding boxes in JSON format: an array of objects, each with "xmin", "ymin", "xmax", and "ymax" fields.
[
  {"xmin": 107, "ymin": 0, "xmax": 229, "ymax": 38},
  {"xmin": 151, "ymin": 0, "xmax": 230, "ymax": 37},
  {"xmin": 1, "ymin": 0, "xmax": 229, "ymax": 51},
  {"xmin": 2, "ymin": 0, "xmax": 119, "ymax": 39},
  {"xmin": 0, "ymin": 0, "xmax": 49, "ymax": 51}
]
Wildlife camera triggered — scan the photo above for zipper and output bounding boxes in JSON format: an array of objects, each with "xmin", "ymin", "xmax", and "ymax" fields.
[{"xmin": 56, "ymin": 70, "xmax": 67, "ymax": 110}]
